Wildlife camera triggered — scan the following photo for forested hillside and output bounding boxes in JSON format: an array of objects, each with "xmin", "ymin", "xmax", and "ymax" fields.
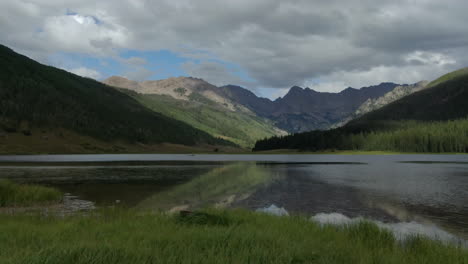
[
  {"xmin": 104, "ymin": 76, "xmax": 284, "ymax": 148},
  {"xmin": 254, "ymin": 119, "xmax": 468, "ymax": 153},
  {"xmin": 254, "ymin": 68, "xmax": 468, "ymax": 153},
  {"xmin": 0, "ymin": 45, "xmax": 231, "ymax": 150},
  {"xmin": 121, "ymin": 90, "xmax": 282, "ymax": 147}
]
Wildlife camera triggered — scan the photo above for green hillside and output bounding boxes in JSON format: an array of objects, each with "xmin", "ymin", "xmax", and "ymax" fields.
[
  {"xmin": 122, "ymin": 90, "xmax": 282, "ymax": 148},
  {"xmin": 0, "ymin": 44, "xmax": 231, "ymax": 151},
  {"xmin": 254, "ymin": 67, "xmax": 468, "ymax": 152},
  {"xmin": 349, "ymin": 69, "xmax": 468, "ymax": 125},
  {"xmin": 427, "ymin": 67, "xmax": 468, "ymax": 88}
]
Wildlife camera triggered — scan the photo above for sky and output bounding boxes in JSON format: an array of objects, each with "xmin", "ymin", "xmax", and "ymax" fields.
[{"xmin": 1, "ymin": 0, "xmax": 467, "ymax": 99}]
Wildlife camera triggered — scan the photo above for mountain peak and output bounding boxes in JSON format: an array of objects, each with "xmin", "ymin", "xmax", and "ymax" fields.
[
  {"xmin": 103, "ymin": 76, "xmax": 141, "ymax": 90},
  {"xmin": 342, "ymin": 87, "xmax": 358, "ymax": 93},
  {"xmin": 290, "ymin": 86, "xmax": 304, "ymax": 92}
]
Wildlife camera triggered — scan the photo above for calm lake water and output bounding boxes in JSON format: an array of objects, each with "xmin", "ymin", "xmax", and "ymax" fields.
[{"xmin": 1, "ymin": 154, "xmax": 468, "ymax": 241}]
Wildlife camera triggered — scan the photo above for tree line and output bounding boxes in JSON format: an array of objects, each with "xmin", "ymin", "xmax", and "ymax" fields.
[{"xmin": 253, "ymin": 119, "xmax": 468, "ymax": 153}]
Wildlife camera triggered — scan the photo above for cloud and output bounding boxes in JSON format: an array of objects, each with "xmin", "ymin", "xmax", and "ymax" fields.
[
  {"xmin": 123, "ymin": 67, "xmax": 154, "ymax": 81},
  {"xmin": 181, "ymin": 61, "xmax": 252, "ymax": 87},
  {"xmin": 2, "ymin": 0, "xmax": 468, "ymax": 92},
  {"xmin": 305, "ymin": 61, "xmax": 456, "ymax": 92},
  {"xmin": 68, "ymin": 67, "xmax": 102, "ymax": 79}
]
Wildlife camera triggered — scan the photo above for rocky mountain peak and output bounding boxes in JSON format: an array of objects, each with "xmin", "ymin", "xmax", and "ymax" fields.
[
  {"xmin": 103, "ymin": 76, "xmax": 141, "ymax": 90},
  {"xmin": 103, "ymin": 76, "xmax": 242, "ymax": 111}
]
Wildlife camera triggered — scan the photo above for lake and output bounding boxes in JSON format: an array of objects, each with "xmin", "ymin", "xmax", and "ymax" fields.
[{"xmin": 1, "ymin": 154, "xmax": 467, "ymax": 241}]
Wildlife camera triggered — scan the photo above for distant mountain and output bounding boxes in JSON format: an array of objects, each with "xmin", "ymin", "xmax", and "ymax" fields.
[
  {"xmin": 104, "ymin": 76, "xmax": 240, "ymax": 112},
  {"xmin": 104, "ymin": 77, "xmax": 284, "ymax": 147},
  {"xmin": 219, "ymin": 85, "xmax": 275, "ymax": 117},
  {"xmin": 105, "ymin": 76, "xmax": 397, "ymax": 145},
  {"xmin": 0, "ymin": 44, "xmax": 232, "ymax": 153},
  {"xmin": 334, "ymin": 81, "xmax": 429, "ymax": 127},
  {"xmin": 222, "ymin": 83, "xmax": 399, "ymax": 133},
  {"xmin": 253, "ymin": 67, "xmax": 468, "ymax": 152}
]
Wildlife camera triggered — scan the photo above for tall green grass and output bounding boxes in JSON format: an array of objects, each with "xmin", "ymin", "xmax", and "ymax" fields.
[
  {"xmin": 0, "ymin": 179, "xmax": 62, "ymax": 207},
  {"xmin": 255, "ymin": 119, "xmax": 468, "ymax": 153},
  {"xmin": 0, "ymin": 209, "xmax": 466, "ymax": 263},
  {"xmin": 348, "ymin": 119, "xmax": 468, "ymax": 152}
]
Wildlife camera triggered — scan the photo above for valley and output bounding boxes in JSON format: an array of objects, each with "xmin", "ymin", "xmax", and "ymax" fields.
[
  {"xmin": 2, "ymin": 1, "xmax": 468, "ymax": 263},
  {"xmin": 254, "ymin": 68, "xmax": 468, "ymax": 153}
]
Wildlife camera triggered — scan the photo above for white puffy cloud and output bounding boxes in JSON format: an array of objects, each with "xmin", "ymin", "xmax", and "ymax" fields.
[
  {"xmin": 68, "ymin": 67, "xmax": 102, "ymax": 79},
  {"xmin": 123, "ymin": 67, "xmax": 154, "ymax": 81},
  {"xmin": 306, "ymin": 60, "xmax": 456, "ymax": 93},
  {"xmin": 1, "ymin": 0, "xmax": 468, "ymax": 92},
  {"xmin": 182, "ymin": 61, "xmax": 253, "ymax": 87}
]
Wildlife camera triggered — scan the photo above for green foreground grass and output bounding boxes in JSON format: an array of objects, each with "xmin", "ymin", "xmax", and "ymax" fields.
[
  {"xmin": 0, "ymin": 179, "xmax": 62, "ymax": 207},
  {"xmin": 0, "ymin": 209, "xmax": 467, "ymax": 264}
]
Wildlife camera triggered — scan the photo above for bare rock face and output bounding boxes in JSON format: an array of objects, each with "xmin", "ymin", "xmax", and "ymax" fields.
[
  {"xmin": 334, "ymin": 81, "xmax": 429, "ymax": 127},
  {"xmin": 355, "ymin": 81, "xmax": 429, "ymax": 116},
  {"xmin": 222, "ymin": 83, "xmax": 399, "ymax": 133},
  {"xmin": 103, "ymin": 76, "xmax": 241, "ymax": 112},
  {"xmin": 104, "ymin": 76, "xmax": 401, "ymax": 133}
]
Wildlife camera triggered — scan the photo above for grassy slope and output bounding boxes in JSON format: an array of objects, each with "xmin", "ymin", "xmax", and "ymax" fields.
[
  {"xmin": 427, "ymin": 67, "xmax": 468, "ymax": 88},
  {"xmin": 0, "ymin": 128, "xmax": 241, "ymax": 154},
  {"xmin": 254, "ymin": 68, "xmax": 468, "ymax": 152},
  {"xmin": 346, "ymin": 119, "xmax": 468, "ymax": 152},
  {"xmin": 255, "ymin": 118, "xmax": 468, "ymax": 153},
  {"xmin": 0, "ymin": 44, "xmax": 231, "ymax": 151},
  {"xmin": 349, "ymin": 70, "xmax": 468, "ymax": 125},
  {"xmin": 125, "ymin": 91, "xmax": 281, "ymax": 148},
  {"xmin": 0, "ymin": 209, "xmax": 467, "ymax": 264}
]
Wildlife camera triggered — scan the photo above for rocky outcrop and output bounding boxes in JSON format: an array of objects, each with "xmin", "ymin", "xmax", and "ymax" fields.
[
  {"xmin": 105, "ymin": 76, "xmax": 401, "ymax": 133},
  {"xmin": 222, "ymin": 83, "xmax": 399, "ymax": 133},
  {"xmin": 355, "ymin": 81, "xmax": 429, "ymax": 116},
  {"xmin": 104, "ymin": 76, "xmax": 244, "ymax": 112},
  {"xmin": 334, "ymin": 81, "xmax": 429, "ymax": 127}
]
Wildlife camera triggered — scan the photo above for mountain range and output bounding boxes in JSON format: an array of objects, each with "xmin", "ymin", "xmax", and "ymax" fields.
[
  {"xmin": 254, "ymin": 67, "xmax": 468, "ymax": 152},
  {"xmin": 221, "ymin": 83, "xmax": 399, "ymax": 132},
  {"xmin": 2, "ymin": 43, "xmax": 465, "ymax": 154},
  {"xmin": 103, "ymin": 76, "xmax": 284, "ymax": 147},
  {"xmin": 105, "ymin": 76, "xmax": 400, "ymax": 136}
]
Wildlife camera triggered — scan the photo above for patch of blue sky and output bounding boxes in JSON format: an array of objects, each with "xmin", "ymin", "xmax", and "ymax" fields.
[
  {"xmin": 66, "ymin": 9, "xmax": 102, "ymax": 25},
  {"xmin": 119, "ymin": 49, "xmax": 187, "ymax": 80},
  {"xmin": 48, "ymin": 47, "xmax": 254, "ymax": 85},
  {"xmin": 47, "ymin": 52, "xmax": 119, "ymax": 78}
]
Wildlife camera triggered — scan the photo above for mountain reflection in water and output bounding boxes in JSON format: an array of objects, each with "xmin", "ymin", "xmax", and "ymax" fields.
[{"xmin": 1, "ymin": 154, "xmax": 467, "ymax": 241}]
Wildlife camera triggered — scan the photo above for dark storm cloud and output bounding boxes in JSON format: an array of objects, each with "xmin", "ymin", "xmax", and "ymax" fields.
[{"xmin": 1, "ymin": 0, "xmax": 467, "ymax": 91}]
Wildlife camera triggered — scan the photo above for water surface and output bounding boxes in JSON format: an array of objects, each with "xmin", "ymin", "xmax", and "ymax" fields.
[{"xmin": 1, "ymin": 154, "xmax": 467, "ymax": 240}]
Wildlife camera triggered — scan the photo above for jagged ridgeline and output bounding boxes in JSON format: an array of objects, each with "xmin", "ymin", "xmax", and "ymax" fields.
[
  {"xmin": 0, "ymin": 45, "xmax": 232, "ymax": 147},
  {"xmin": 254, "ymin": 67, "xmax": 468, "ymax": 153},
  {"xmin": 103, "ymin": 76, "xmax": 284, "ymax": 148}
]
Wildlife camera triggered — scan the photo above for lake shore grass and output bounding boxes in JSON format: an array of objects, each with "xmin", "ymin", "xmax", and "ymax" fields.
[
  {"xmin": 0, "ymin": 208, "xmax": 467, "ymax": 264},
  {"xmin": 237, "ymin": 149, "xmax": 468, "ymax": 155},
  {"xmin": 0, "ymin": 179, "xmax": 62, "ymax": 207},
  {"xmin": 2, "ymin": 149, "xmax": 468, "ymax": 157}
]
